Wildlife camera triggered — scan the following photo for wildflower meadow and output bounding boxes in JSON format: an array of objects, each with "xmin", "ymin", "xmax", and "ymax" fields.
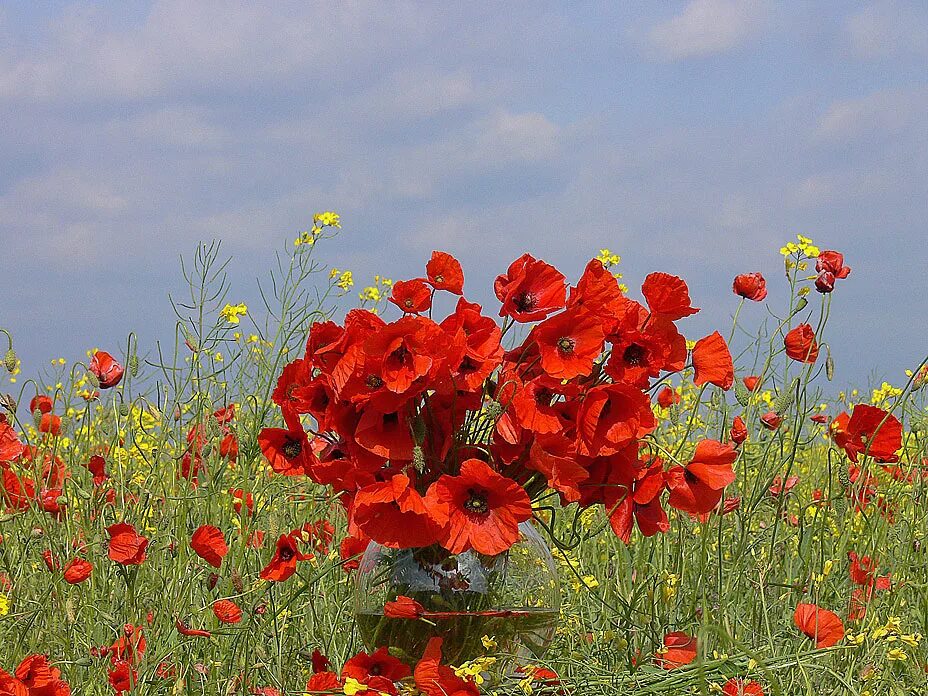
[{"xmin": 0, "ymin": 218, "xmax": 926, "ymax": 696}]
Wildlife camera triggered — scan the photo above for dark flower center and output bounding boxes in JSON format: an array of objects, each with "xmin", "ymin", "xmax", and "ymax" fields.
[
  {"xmin": 279, "ymin": 546, "xmax": 295, "ymax": 561},
  {"xmin": 282, "ymin": 439, "xmax": 302, "ymax": 459},
  {"xmin": 513, "ymin": 292, "xmax": 537, "ymax": 312},
  {"xmin": 434, "ymin": 274, "xmax": 444, "ymax": 283},
  {"xmin": 459, "ymin": 356, "xmax": 478, "ymax": 374},
  {"xmin": 370, "ymin": 664, "xmax": 382, "ymax": 676},
  {"xmin": 463, "ymin": 489, "xmax": 489, "ymax": 515},
  {"xmin": 623, "ymin": 343, "xmax": 646, "ymax": 366},
  {"xmin": 404, "ymin": 298, "xmax": 414, "ymax": 308},
  {"xmin": 557, "ymin": 336, "xmax": 575, "ymax": 354},
  {"xmin": 366, "ymin": 374, "xmax": 384, "ymax": 389}
]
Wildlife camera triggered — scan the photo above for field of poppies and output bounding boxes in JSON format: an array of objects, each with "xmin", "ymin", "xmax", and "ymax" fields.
[{"xmin": 0, "ymin": 218, "xmax": 926, "ymax": 696}]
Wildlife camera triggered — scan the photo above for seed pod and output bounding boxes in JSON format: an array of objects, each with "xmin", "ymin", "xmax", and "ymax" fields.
[
  {"xmin": 774, "ymin": 378, "xmax": 799, "ymax": 415},
  {"xmin": 836, "ymin": 465, "xmax": 851, "ymax": 488},
  {"xmin": 412, "ymin": 445, "xmax": 426, "ymax": 473},
  {"xmin": 733, "ymin": 379, "xmax": 750, "ymax": 407},
  {"xmin": 825, "ymin": 348, "xmax": 835, "ymax": 381},
  {"xmin": 3, "ymin": 349, "xmax": 16, "ymax": 373},
  {"xmin": 231, "ymin": 570, "xmax": 244, "ymax": 594},
  {"xmin": 790, "ymin": 297, "xmax": 809, "ymax": 317},
  {"xmin": 411, "ymin": 415, "xmax": 426, "ymax": 444},
  {"xmin": 128, "ymin": 355, "xmax": 140, "ymax": 377}
]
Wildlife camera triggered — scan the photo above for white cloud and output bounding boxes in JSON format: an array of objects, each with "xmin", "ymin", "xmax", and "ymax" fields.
[
  {"xmin": 816, "ymin": 88, "xmax": 928, "ymax": 142},
  {"xmin": 646, "ymin": 0, "xmax": 768, "ymax": 60},
  {"xmin": 844, "ymin": 2, "xmax": 928, "ymax": 59}
]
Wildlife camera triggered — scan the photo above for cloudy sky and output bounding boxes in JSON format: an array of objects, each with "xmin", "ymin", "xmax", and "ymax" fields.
[{"xmin": 1, "ymin": 1, "xmax": 926, "ymax": 390}]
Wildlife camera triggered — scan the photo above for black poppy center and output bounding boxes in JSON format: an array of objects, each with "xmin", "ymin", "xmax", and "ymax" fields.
[
  {"xmin": 366, "ymin": 374, "xmax": 384, "ymax": 389},
  {"xmin": 464, "ymin": 489, "xmax": 490, "ymax": 515},
  {"xmin": 279, "ymin": 546, "xmax": 295, "ymax": 561},
  {"xmin": 282, "ymin": 439, "xmax": 302, "ymax": 459},
  {"xmin": 513, "ymin": 292, "xmax": 537, "ymax": 312},
  {"xmin": 557, "ymin": 336, "xmax": 575, "ymax": 354},
  {"xmin": 623, "ymin": 343, "xmax": 646, "ymax": 366}
]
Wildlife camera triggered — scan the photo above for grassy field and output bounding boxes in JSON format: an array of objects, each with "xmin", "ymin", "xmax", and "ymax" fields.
[{"xmin": 0, "ymin": 224, "xmax": 926, "ymax": 695}]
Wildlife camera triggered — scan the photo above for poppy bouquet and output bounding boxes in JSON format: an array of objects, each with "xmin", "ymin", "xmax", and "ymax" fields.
[{"xmin": 260, "ymin": 250, "xmax": 739, "ymax": 559}]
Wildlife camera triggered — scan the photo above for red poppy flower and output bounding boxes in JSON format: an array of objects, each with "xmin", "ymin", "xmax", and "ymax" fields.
[
  {"xmin": 577, "ymin": 383, "xmax": 656, "ymax": 457},
  {"xmin": 427, "ymin": 459, "xmax": 532, "ymax": 556},
  {"xmin": 107, "ymin": 660, "xmax": 136, "ymax": 693},
  {"xmin": 414, "ymin": 638, "xmax": 480, "ymax": 696},
  {"xmin": 656, "ymin": 387, "xmax": 680, "ymax": 409},
  {"xmin": 732, "ymin": 273, "xmax": 767, "ymax": 301},
  {"xmin": 607, "ymin": 308, "xmax": 688, "ymax": 387},
  {"xmin": 390, "ymin": 278, "xmax": 433, "ymax": 314},
  {"xmin": 655, "ymin": 631, "xmax": 697, "ymax": 669},
  {"xmin": 794, "ymin": 603, "xmax": 844, "ymax": 648},
  {"xmin": 528, "ymin": 434, "xmax": 590, "ymax": 504},
  {"xmin": 760, "ymin": 411, "xmax": 783, "ymax": 430},
  {"xmin": 848, "ymin": 552, "xmax": 891, "ymax": 591},
  {"xmin": 190, "ymin": 525, "xmax": 229, "ymax": 568},
  {"xmin": 306, "ymin": 672, "xmax": 342, "ymax": 693},
  {"xmin": 339, "ymin": 534, "xmax": 369, "ymax": 572},
  {"xmin": 258, "ymin": 410, "xmax": 316, "ymax": 476},
  {"xmin": 354, "ymin": 409, "xmax": 415, "ymax": 461},
  {"xmin": 89, "ymin": 350, "xmax": 124, "ymax": 389},
  {"xmin": 641, "ymin": 273, "xmax": 699, "ymax": 320},
  {"xmin": 212, "ymin": 599, "xmax": 243, "ymax": 624},
  {"xmin": 342, "ymin": 646, "xmax": 410, "ymax": 686},
  {"xmin": 0, "ymin": 421, "xmax": 24, "ymax": 463},
  {"xmin": 723, "ymin": 679, "xmax": 764, "ymax": 696},
  {"xmin": 495, "ymin": 254, "xmax": 567, "ymax": 322},
  {"xmin": 810, "ymin": 413, "xmax": 828, "ymax": 424},
  {"xmin": 667, "ymin": 440, "xmax": 738, "ymax": 515},
  {"xmin": 567, "ymin": 258, "xmax": 628, "ymax": 331},
  {"xmin": 259, "ymin": 533, "xmax": 305, "ymax": 582},
  {"xmin": 38, "ymin": 414, "xmax": 61, "ymax": 436},
  {"xmin": 531, "ymin": 309, "xmax": 604, "ymax": 379},
  {"xmin": 62, "ymin": 558, "xmax": 92, "ymax": 584},
  {"xmin": 605, "ymin": 458, "xmax": 670, "ymax": 544},
  {"xmin": 743, "ymin": 375, "xmax": 760, "ymax": 391},
  {"xmin": 816, "ymin": 250, "xmax": 850, "ymax": 279},
  {"xmin": 271, "ymin": 358, "xmax": 313, "ymax": 412},
  {"xmin": 815, "ymin": 271, "xmax": 835, "ymax": 294},
  {"xmin": 768, "ymin": 475, "xmax": 799, "ymax": 497},
  {"xmin": 175, "ymin": 619, "xmax": 211, "ymax": 638},
  {"xmin": 384, "ymin": 596, "xmax": 426, "ymax": 619},
  {"xmin": 14, "ymin": 655, "xmax": 71, "ymax": 695},
  {"xmin": 730, "ymin": 416, "xmax": 747, "ymax": 445},
  {"xmin": 692, "ymin": 332, "xmax": 734, "ymax": 390},
  {"xmin": 84, "ymin": 455, "xmax": 108, "ymax": 486},
  {"xmin": 353, "ymin": 474, "xmax": 445, "ymax": 549},
  {"xmin": 106, "ymin": 523, "xmax": 149, "ymax": 566},
  {"xmin": 784, "ymin": 324, "xmax": 818, "ymax": 363},
  {"xmin": 0, "ymin": 668, "xmax": 28, "ymax": 696},
  {"xmin": 426, "ymin": 251, "xmax": 464, "ymax": 294},
  {"xmin": 831, "ymin": 404, "xmax": 902, "ymax": 463},
  {"xmin": 29, "ymin": 395, "xmax": 53, "ymax": 414}
]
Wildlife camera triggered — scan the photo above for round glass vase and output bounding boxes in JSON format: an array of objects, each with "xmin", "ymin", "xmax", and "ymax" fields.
[{"xmin": 352, "ymin": 521, "xmax": 560, "ymax": 666}]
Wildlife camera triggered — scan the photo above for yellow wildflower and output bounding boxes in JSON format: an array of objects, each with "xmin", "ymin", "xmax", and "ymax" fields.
[
  {"xmin": 0, "ymin": 594, "xmax": 9, "ymax": 616},
  {"xmin": 219, "ymin": 303, "xmax": 248, "ymax": 325}
]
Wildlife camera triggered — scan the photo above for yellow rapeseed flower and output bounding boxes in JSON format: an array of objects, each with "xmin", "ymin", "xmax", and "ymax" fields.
[
  {"xmin": 0, "ymin": 593, "xmax": 9, "ymax": 616},
  {"xmin": 220, "ymin": 303, "xmax": 248, "ymax": 325}
]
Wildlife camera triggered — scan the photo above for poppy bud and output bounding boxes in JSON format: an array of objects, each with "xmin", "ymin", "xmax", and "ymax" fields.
[
  {"xmin": 412, "ymin": 446, "xmax": 426, "ymax": 473},
  {"xmin": 207, "ymin": 573, "xmax": 219, "ymax": 590},
  {"xmin": 231, "ymin": 570, "xmax": 244, "ymax": 594},
  {"xmin": 3, "ymin": 348, "xmax": 16, "ymax": 373},
  {"xmin": 75, "ymin": 657, "xmax": 94, "ymax": 667},
  {"xmin": 129, "ymin": 355, "xmax": 140, "ymax": 377},
  {"xmin": 119, "ymin": 404, "xmax": 130, "ymax": 417},
  {"xmin": 815, "ymin": 271, "xmax": 835, "ymax": 294}
]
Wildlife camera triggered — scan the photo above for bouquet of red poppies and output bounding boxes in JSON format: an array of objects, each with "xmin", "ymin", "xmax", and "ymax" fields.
[{"xmin": 259, "ymin": 250, "xmax": 739, "ymax": 558}]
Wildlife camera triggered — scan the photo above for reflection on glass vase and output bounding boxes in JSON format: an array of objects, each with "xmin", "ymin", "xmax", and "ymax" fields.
[{"xmin": 353, "ymin": 521, "xmax": 560, "ymax": 667}]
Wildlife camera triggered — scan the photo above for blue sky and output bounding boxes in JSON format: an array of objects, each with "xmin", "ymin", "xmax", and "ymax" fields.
[{"xmin": 1, "ymin": 1, "xmax": 926, "ymax": 390}]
